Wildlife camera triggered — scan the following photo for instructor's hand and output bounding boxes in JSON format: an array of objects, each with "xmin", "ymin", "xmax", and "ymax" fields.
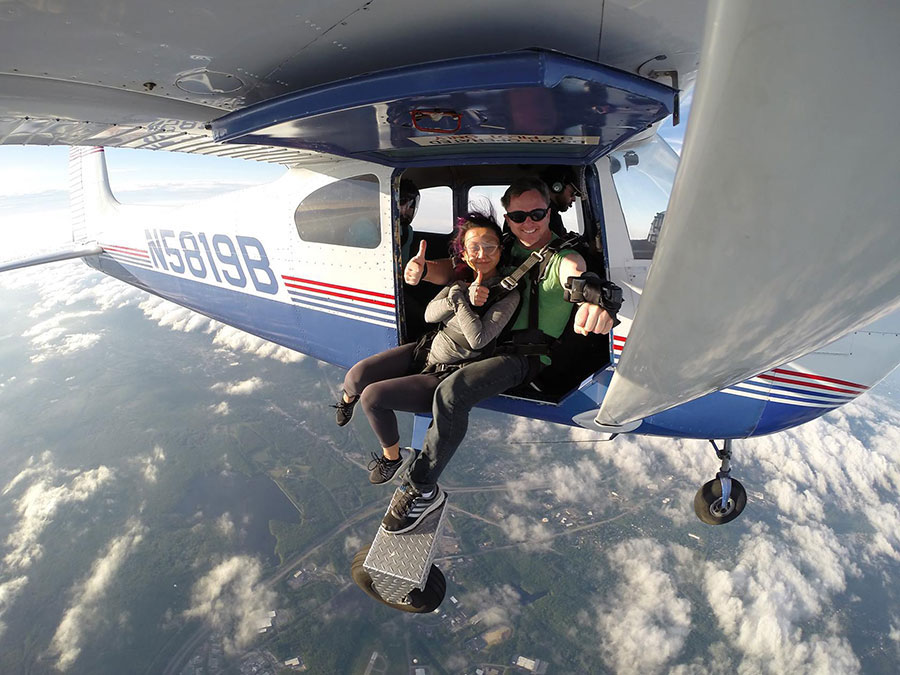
[
  {"xmin": 404, "ymin": 240, "xmax": 427, "ymax": 285},
  {"xmin": 468, "ymin": 270, "xmax": 489, "ymax": 307},
  {"xmin": 574, "ymin": 303, "xmax": 614, "ymax": 335}
]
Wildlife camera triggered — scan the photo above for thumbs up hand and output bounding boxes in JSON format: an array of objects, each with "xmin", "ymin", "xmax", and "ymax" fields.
[
  {"xmin": 404, "ymin": 240, "xmax": 427, "ymax": 285},
  {"xmin": 468, "ymin": 270, "xmax": 489, "ymax": 306}
]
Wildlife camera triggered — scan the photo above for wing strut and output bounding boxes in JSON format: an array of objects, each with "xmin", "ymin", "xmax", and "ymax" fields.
[
  {"xmin": 0, "ymin": 245, "xmax": 103, "ymax": 274},
  {"xmin": 598, "ymin": 0, "xmax": 900, "ymax": 426}
]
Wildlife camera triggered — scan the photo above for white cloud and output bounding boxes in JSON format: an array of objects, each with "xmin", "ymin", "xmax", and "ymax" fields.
[
  {"xmin": 137, "ymin": 295, "xmax": 304, "ymax": 363},
  {"xmin": 703, "ymin": 522, "xmax": 860, "ymax": 674},
  {"xmin": 216, "ymin": 513, "xmax": 236, "ymax": 539},
  {"xmin": 20, "ymin": 309, "xmax": 105, "ymax": 363},
  {"xmin": 30, "ymin": 332, "xmax": 103, "ymax": 364},
  {"xmin": 0, "ymin": 576, "xmax": 29, "ymax": 640},
  {"xmin": 210, "ymin": 325, "xmax": 304, "ymax": 364},
  {"xmin": 3, "ymin": 457, "xmax": 114, "ymax": 571},
  {"xmin": 183, "ymin": 556, "xmax": 277, "ymax": 655},
  {"xmin": 343, "ymin": 534, "xmax": 363, "ymax": 556},
  {"xmin": 134, "ymin": 446, "xmax": 166, "ymax": 484},
  {"xmin": 137, "ymin": 296, "xmax": 212, "ymax": 333},
  {"xmin": 594, "ymin": 539, "xmax": 692, "ymax": 675},
  {"xmin": 209, "ymin": 401, "xmax": 230, "ymax": 416},
  {"xmin": 3, "ymin": 258, "xmax": 303, "ymax": 367},
  {"xmin": 477, "ymin": 388, "xmax": 899, "ymax": 673},
  {"xmin": 211, "ymin": 377, "xmax": 267, "ymax": 396},
  {"xmin": 495, "ymin": 513, "xmax": 553, "ymax": 551},
  {"xmin": 2, "ymin": 451, "xmax": 58, "ymax": 496},
  {"xmin": 48, "ymin": 520, "xmax": 146, "ymax": 671},
  {"xmin": 460, "ymin": 584, "xmax": 521, "ymax": 628}
]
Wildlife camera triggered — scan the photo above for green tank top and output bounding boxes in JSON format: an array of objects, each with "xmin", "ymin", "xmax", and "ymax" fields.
[{"xmin": 506, "ymin": 237, "xmax": 576, "ymax": 338}]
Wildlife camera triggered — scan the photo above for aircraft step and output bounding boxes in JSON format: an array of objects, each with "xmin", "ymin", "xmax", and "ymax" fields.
[{"xmin": 351, "ymin": 497, "xmax": 448, "ymax": 612}]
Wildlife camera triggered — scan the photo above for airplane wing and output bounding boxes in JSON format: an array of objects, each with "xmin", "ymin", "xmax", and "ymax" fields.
[
  {"xmin": 597, "ymin": 0, "xmax": 900, "ymax": 426},
  {"xmin": 0, "ymin": 0, "xmax": 704, "ymax": 162}
]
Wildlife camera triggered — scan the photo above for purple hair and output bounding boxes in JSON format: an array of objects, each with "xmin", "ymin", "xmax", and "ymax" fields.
[{"xmin": 449, "ymin": 209, "xmax": 503, "ymax": 261}]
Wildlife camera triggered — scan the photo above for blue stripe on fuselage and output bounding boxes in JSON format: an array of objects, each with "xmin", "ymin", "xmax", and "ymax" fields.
[{"xmin": 85, "ymin": 257, "xmax": 397, "ymax": 368}]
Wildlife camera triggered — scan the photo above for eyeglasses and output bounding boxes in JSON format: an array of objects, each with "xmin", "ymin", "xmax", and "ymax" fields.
[
  {"xmin": 568, "ymin": 183, "xmax": 583, "ymax": 199},
  {"xmin": 399, "ymin": 195, "xmax": 419, "ymax": 208},
  {"xmin": 464, "ymin": 243, "xmax": 500, "ymax": 255},
  {"xmin": 505, "ymin": 207, "xmax": 549, "ymax": 224}
]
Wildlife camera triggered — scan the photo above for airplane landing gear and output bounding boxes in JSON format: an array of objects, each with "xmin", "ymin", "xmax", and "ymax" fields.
[{"xmin": 693, "ymin": 439, "xmax": 746, "ymax": 525}]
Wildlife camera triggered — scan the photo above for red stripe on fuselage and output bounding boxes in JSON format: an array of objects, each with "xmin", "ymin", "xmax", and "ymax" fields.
[
  {"xmin": 283, "ymin": 282, "xmax": 395, "ymax": 309},
  {"xmin": 281, "ymin": 275, "xmax": 394, "ymax": 301},
  {"xmin": 102, "ymin": 244, "xmax": 150, "ymax": 258},
  {"xmin": 756, "ymin": 373, "xmax": 862, "ymax": 395},
  {"xmin": 771, "ymin": 367, "xmax": 867, "ymax": 390},
  {"xmin": 609, "ymin": 334, "xmax": 864, "ymax": 393}
]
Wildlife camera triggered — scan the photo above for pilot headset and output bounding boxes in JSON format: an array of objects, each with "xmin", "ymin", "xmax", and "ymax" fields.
[{"xmin": 543, "ymin": 167, "xmax": 575, "ymax": 194}]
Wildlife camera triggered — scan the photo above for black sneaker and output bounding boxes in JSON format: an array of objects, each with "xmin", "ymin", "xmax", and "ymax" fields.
[
  {"xmin": 332, "ymin": 394, "xmax": 357, "ymax": 427},
  {"xmin": 367, "ymin": 448, "xmax": 415, "ymax": 485},
  {"xmin": 381, "ymin": 483, "xmax": 445, "ymax": 534}
]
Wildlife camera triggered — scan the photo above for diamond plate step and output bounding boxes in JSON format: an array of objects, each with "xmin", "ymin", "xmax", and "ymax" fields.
[{"xmin": 364, "ymin": 496, "xmax": 449, "ymax": 604}]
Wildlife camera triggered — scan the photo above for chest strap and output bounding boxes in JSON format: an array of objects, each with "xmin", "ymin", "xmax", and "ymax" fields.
[{"xmin": 499, "ymin": 233, "xmax": 582, "ymax": 291}]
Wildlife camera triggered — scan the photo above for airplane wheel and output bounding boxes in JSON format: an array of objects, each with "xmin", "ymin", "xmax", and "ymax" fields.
[
  {"xmin": 351, "ymin": 546, "xmax": 446, "ymax": 613},
  {"xmin": 693, "ymin": 478, "xmax": 746, "ymax": 525}
]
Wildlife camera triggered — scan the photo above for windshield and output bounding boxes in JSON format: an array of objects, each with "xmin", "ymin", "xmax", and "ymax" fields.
[{"xmin": 609, "ymin": 134, "xmax": 679, "ymax": 259}]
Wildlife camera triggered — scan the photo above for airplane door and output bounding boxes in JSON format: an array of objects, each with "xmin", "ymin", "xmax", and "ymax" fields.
[
  {"xmin": 280, "ymin": 159, "xmax": 399, "ymax": 368},
  {"xmin": 596, "ymin": 135, "xmax": 679, "ymax": 362}
]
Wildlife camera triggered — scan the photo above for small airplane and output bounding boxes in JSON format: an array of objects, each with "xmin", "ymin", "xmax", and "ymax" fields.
[{"xmin": 2, "ymin": 0, "xmax": 899, "ymax": 547}]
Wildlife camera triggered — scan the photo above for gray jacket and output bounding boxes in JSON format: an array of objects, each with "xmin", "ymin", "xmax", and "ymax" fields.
[{"xmin": 423, "ymin": 276, "xmax": 520, "ymax": 367}]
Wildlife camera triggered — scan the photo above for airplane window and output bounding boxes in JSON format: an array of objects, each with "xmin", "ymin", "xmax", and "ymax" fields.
[
  {"xmin": 294, "ymin": 174, "xmax": 381, "ymax": 248},
  {"xmin": 411, "ymin": 186, "xmax": 453, "ymax": 234},
  {"xmin": 609, "ymin": 135, "xmax": 678, "ymax": 259},
  {"xmin": 468, "ymin": 185, "xmax": 581, "ymax": 234}
]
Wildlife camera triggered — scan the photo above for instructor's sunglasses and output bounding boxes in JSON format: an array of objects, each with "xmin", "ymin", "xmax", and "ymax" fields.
[{"xmin": 505, "ymin": 207, "xmax": 549, "ymax": 224}]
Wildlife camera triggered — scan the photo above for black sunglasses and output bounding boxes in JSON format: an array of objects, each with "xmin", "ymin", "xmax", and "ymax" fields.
[{"xmin": 505, "ymin": 207, "xmax": 550, "ymax": 224}]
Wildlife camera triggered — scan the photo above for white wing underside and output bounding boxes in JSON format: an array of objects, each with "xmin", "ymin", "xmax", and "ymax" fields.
[
  {"xmin": 0, "ymin": 0, "xmax": 706, "ymax": 162},
  {"xmin": 598, "ymin": 0, "xmax": 900, "ymax": 426}
]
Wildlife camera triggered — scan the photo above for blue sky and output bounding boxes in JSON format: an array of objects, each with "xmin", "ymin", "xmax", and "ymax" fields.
[{"xmin": 0, "ymin": 146, "xmax": 285, "ymax": 256}]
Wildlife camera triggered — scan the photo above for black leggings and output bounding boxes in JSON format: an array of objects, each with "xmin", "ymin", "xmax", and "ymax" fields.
[{"xmin": 342, "ymin": 343, "xmax": 441, "ymax": 448}]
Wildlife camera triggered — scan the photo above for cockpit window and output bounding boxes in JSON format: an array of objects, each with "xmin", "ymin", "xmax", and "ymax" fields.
[
  {"xmin": 411, "ymin": 186, "xmax": 454, "ymax": 234},
  {"xmin": 294, "ymin": 174, "xmax": 381, "ymax": 248},
  {"xmin": 609, "ymin": 135, "xmax": 679, "ymax": 259}
]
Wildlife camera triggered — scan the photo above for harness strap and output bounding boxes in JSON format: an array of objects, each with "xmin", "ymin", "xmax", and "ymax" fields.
[
  {"xmin": 494, "ymin": 233, "xmax": 584, "ymax": 356},
  {"xmin": 499, "ymin": 233, "xmax": 581, "ymax": 291}
]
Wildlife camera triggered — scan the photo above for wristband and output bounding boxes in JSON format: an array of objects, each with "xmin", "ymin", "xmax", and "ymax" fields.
[{"xmin": 564, "ymin": 273, "xmax": 623, "ymax": 312}]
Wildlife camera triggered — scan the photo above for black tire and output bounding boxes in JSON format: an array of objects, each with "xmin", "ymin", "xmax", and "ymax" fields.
[
  {"xmin": 693, "ymin": 478, "xmax": 747, "ymax": 525},
  {"xmin": 350, "ymin": 546, "xmax": 446, "ymax": 613}
]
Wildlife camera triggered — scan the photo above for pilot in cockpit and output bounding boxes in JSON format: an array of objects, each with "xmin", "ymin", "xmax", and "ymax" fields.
[
  {"xmin": 540, "ymin": 166, "xmax": 582, "ymax": 237},
  {"xmin": 398, "ymin": 179, "xmax": 420, "ymax": 266}
]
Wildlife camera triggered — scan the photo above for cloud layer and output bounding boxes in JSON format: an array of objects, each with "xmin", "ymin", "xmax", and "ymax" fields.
[
  {"xmin": 183, "ymin": 556, "xmax": 277, "ymax": 655},
  {"xmin": 486, "ymin": 385, "xmax": 900, "ymax": 673},
  {"xmin": 48, "ymin": 520, "xmax": 146, "ymax": 671},
  {"xmin": 594, "ymin": 539, "xmax": 692, "ymax": 674},
  {"xmin": 3, "ymin": 453, "xmax": 114, "ymax": 571},
  {"xmin": 2, "ymin": 259, "xmax": 306, "ymax": 366}
]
